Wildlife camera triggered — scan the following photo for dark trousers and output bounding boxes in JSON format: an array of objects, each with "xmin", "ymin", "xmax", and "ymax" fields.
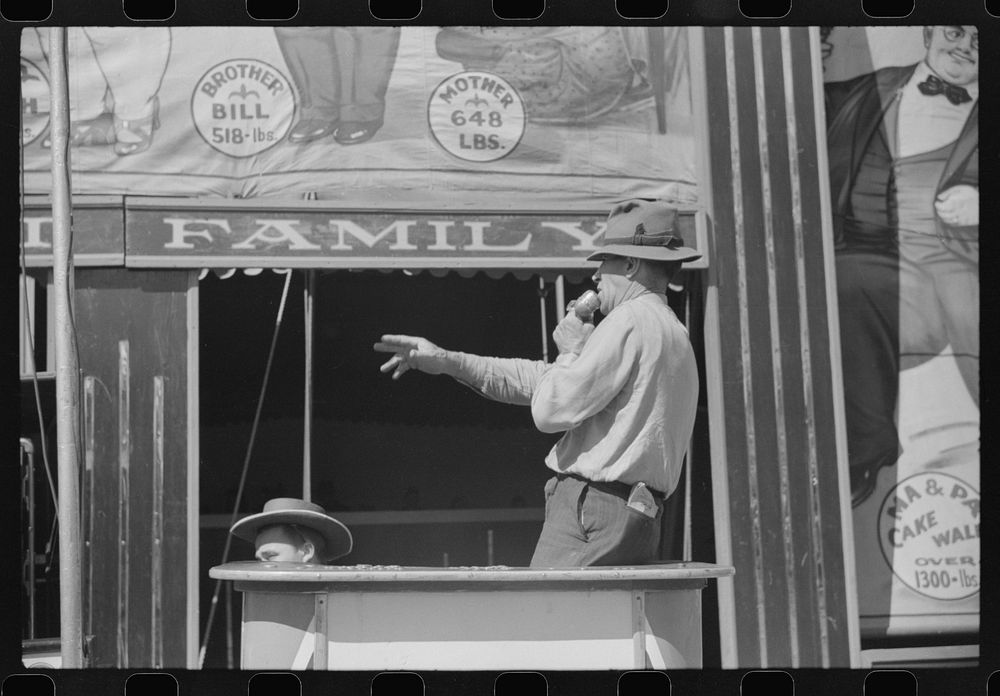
[
  {"xmin": 274, "ymin": 27, "xmax": 401, "ymax": 123},
  {"xmin": 529, "ymin": 474, "xmax": 663, "ymax": 568},
  {"xmin": 836, "ymin": 235, "xmax": 978, "ymax": 479}
]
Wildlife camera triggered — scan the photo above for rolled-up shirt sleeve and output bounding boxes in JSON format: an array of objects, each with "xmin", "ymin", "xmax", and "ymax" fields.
[
  {"xmin": 530, "ymin": 315, "xmax": 637, "ymax": 433},
  {"xmin": 450, "ymin": 351, "xmax": 549, "ymax": 405}
]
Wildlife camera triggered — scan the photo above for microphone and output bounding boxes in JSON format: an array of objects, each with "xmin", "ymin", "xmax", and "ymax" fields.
[{"xmin": 571, "ymin": 290, "xmax": 601, "ymax": 322}]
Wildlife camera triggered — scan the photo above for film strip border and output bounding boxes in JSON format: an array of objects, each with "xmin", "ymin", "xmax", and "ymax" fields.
[
  {"xmin": 3, "ymin": 0, "xmax": 995, "ymax": 22},
  {"xmin": 0, "ymin": 0, "xmax": 998, "ymax": 24},
  {"xmin": 1, "ymin": 667, "xmax": 997, "ymax": 695}
]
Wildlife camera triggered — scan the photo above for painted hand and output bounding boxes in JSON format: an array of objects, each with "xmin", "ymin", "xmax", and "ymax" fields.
[{"xmin": 935, "ymin": 185, "xmax": 978, "ymax": 227}]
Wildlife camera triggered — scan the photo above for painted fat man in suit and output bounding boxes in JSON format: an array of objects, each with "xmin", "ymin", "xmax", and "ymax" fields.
[{"xmin": 825, "ymin": 26, "xmax": 978, "ymax": 506}]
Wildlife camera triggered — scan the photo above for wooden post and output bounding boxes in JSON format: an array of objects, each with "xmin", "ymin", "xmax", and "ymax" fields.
[
  {"xmin": 49, "ymin": 25, "xmax": 84, "ymax": 669},
  {"xmin": 303, "ymin": 270, "xmax": 315, "ymax": 501},
  {"xmin": 76, "ymin": 269, "xmax": 194, "ymax": 667},
  {"xmin": 537, "ymin": 277, "xmax": 549, "ymax": 362}
]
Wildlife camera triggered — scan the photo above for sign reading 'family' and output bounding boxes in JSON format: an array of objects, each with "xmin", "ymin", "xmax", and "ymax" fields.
[
  {"xmin": 124, "ymin": 210, "xmax": 610, "ymax": 267},
  {"xmin": 22, "ymin": 202, "xmax": 701, "ymax": 269}
]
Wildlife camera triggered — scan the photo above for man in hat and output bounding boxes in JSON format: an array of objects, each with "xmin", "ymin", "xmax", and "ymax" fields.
[
  {"xmin": 374, "ymin": 199, "xmax": 700, "ymax": 568},
  {"xmin": 230, "ymin": 498, "xmax": 353, "ymax": 565}
]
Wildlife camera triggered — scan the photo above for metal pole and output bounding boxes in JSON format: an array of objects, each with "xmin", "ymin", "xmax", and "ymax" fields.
[
  {"xmin": 225, "ymin": 581, "xmax": 234, "ymax": 669},
  {"xmin": 537, "ymin": 277, "xmax": 548, "ymax": 362},
  {"xmin": 20, "ymin": 439, "xmax": 36, "ymax": 640},
  {"xmin": 49, "ymin": 26, "xmax": 84, "ymax": 668},
  {"xmin": 555, "ymin": 275, "xmax": 566, "ymax": 322},
  {"xmin": 303, "ymin": 269, "xmax": 315, "ymax": 502}
]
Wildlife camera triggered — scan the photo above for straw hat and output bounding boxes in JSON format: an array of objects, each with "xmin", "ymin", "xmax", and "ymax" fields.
[{"xmin": 230, "ymin": 497, "xmax": 353, "ymax": 562}]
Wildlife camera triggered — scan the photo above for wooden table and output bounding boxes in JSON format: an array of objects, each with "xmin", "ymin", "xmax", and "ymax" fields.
[{"xmin": 209, "ymin": 561, "xmax": 734, "ymax": 670}]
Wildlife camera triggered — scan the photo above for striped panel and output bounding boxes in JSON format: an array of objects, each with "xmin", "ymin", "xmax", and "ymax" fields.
[{"xmin": 703, "ymin": 26, "xmax": 855, "ymax": 667}]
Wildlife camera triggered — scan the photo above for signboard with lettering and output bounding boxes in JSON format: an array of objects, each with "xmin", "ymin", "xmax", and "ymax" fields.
[
  {"xmin": 21, "ymin": 196, "xmax": 125, "ymax": 267},
  {"xmin": 124, "ymin": 200, "xmax": 705, "ymax": 269}
]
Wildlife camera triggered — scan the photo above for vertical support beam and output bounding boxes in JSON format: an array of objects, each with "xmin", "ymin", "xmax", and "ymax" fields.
[
  {"xmin": 225, "ymin": 582, "xmax": 235, "ymax": 669},
  {"xmin": 724, "ymin": 26, "xmax": 771, "ymax": 666},
  {"xmin": 806, "ymin": 28, "xmax": 861, "ymax": 663},
  {"xmin": 117, "ymin": 340, "xmax": 131, "ymax": 667},
  {"xmin": 751, "ymin": 26, "xmax": 800, "ymax": 666},
  {"xmin": 303, "ymin": 270, "xmax": 315, "ymax": 501},
  {"xmin": 781, "ymin": 26, "xmax": 830, "ymax": 667},
  {"xmin": 19, "ymin": 439, "xmax": 36, "ymax": 640},
  {"xmin": 186, "ymin": 271, "xmax": 201, "ymax": 669},
  {"xmin": 313, "ymin": 595, "xmax": 328, "ymax": 670},
  {"xmin": 690, "ymin": 25, "xmax": 740, "ymax": 669},
  {"xmin": 151, "ymin": 376, "xmax": 165, "ymax": 668},
  {"xmin": 75, "ymin": 268, "xmax": 193, "ymax": 667},
  {"xmin": 49, "ymin": 25, "xmax": 84, "ymax": 669},
  {"xmin": 700, "ymin": 26, "xmax": 858, "ymax": 667},
  {"xmin": 83, "ymin": 377, "xmax": 96, "ymax": 653},
  {"xmin": 538, "ymin": 277, "xmax": 549, "ymax": 362},
  {"xmin": 554, "ymin": 275, "xmax": 566, "ymax": 322},
  {"xmin": 631, "ymin": 591, "xmax": 647, "ymax": 669},
  {"xmin": 19, "ymin": 274, "xmax": 36, "ymax": 376}
]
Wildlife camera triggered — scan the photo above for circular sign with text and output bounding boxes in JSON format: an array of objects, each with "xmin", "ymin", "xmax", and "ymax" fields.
[
  {"xmin": 21, "ymin": 59, "xmax": 50, "ymax": 147},
  {"xmin": 191, "ymin": 59, "xmax": 295, "ymax": 158},
  {"xmin": 427, "ymin": 71, "xmax": 525, "ymax": 163},
  {"xmin": 878, "ymin": 472, "xmax": 980, "ymax": 601}
]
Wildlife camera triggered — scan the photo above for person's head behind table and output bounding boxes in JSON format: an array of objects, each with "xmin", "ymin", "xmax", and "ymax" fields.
[
  {"xmin": 586, "ymin": 199, "xmax": 701, "ymax": 316},
  {"xmin": 229, "ymin": 497, "xmax": 353, "ymax": 565}
]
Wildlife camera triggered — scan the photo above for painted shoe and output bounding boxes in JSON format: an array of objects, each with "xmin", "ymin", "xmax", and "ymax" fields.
[
  {"xmin": 333, "ymin": 119, "xmax": 384, "ymax": 146},
  {"xmin": 288, "ymin": 118, "xmax": 338, "ymax": 143},
  {"xmin": 113, "ymin": 97, "xmax": 160, "ymax": 156},
  {"xmin": 850, "ymin": 454, "xmax": 897, "ymax": 508},
  {"xmin": 41, "ymin": 113, "xmax": 116, "ymax": 148}
]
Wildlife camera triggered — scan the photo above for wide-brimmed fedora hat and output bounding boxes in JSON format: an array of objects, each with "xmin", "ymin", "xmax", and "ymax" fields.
[
  {"xmin": 230, "ymin": 497, "xmax": 353, "ymax": 562},
  {"xmin": 586, "ymin": 199, "xmax": 702, "ymax": 263}
]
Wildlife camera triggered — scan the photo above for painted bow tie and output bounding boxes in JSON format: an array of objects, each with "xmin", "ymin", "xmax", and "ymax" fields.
[{"xmin": 917, "ymin": 74, "xmax": 972, "ymax": 105}]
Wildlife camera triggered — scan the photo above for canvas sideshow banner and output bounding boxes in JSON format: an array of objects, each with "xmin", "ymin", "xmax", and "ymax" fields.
[
  {"xmin": 19, "ymin": 26, "xmax": 697, "ymax": 209},
  {"xmin": 822, "ymin": 26, "xmax": 979, "ymax": 639}
]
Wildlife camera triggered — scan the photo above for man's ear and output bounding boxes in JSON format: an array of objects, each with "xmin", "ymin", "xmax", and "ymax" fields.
[
  {"xmin": 923, "ymin": 26, "xmax": 932, "ymax": 49},
  {"xmin": 300, "ymin": 541, "xmax": 316, "ymax": 563},
  {"xmin": 625, "ymin": 257, "xmax": 641, "ymax": 278}
]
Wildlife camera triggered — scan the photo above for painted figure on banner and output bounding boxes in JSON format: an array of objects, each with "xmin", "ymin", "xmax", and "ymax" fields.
[
  {"xmin": 824, "ymin": 26, "xmax": 979, "ymax": 633},
  {"xmin": 435, "ymin": 26, "xmax": 686, "ymax": 129},
  {"xmin": 825, "ymin": 25, "xmax": 978, "ymax": 506},
  {"xmin": 35, "ymin": 27, "xmax": 171, "ymax": 156},
  {"xmin": 274, "ymin": 27, "xmax": 401, "ymax": 145},
  {"xmin": 19, "ymin": 27, "xmax": 698, "ymax": 201}
]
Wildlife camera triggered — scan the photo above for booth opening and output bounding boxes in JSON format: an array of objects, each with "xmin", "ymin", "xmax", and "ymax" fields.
[{"xmin": 195, "ymin": 266, "xmax": 719, "ymax": 667}]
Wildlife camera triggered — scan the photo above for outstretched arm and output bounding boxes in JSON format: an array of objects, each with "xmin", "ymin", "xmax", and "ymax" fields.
[{"xmin": 374, "ymin": 334, "xmax": 548, "ymax": 405}]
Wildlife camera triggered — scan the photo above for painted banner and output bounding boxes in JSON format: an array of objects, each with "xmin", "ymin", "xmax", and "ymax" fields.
[
  {"xmin": 822, "ymin": 26, "xmax": 980, "ymax": 638},
  {"xmin": 19, "ymin": 26, "xmax": 698, "ymax": 210}
]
